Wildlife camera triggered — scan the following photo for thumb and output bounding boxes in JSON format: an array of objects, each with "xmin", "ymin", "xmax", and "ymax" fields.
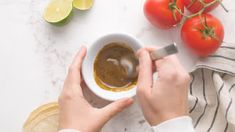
[{"xmin": 101, "ymin": 98, "xmax": 133, "ymax": 121}]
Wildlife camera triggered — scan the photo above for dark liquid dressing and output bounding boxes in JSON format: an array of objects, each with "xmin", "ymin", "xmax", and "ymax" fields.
[{"xmin": 94, "ymin": 43, "xmax": 137, "ymax": 92}]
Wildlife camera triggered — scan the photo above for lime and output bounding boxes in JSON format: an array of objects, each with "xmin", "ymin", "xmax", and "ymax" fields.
[
  {"xmin": 73, "ymin": 0, "xmax": 94, "ymax": 10},
  {"xmin": 43, "ymin": 0, "xmax": 73, "ymax": 24}
]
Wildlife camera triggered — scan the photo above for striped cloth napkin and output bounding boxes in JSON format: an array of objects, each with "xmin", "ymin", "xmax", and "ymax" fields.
[{"xmin": 189, "ymin": 42, "xmax": 235, "ymax": 132}]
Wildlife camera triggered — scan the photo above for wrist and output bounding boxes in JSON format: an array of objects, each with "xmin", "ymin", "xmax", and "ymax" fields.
[
  {"xmin": 149, "ymin": 112, "xmax": 188, "ymax": 126},
  {"xmin": 58, "ymin": 129, "xmax": 81, "ymax": 132},
  {"xmin": 151, "ymin": 116, "xmax": 195, "ymax": 132},
  {"xmin": 59, "ymin": 122, "xmax": 84, "ymax": 132}
]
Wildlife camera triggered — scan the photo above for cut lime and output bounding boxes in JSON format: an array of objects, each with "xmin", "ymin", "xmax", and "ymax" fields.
[
  {"xmin": 43, "ymin": 0, "xmax": 73, "ymax": 24},
  {"xmin": 73, "ymin": 0, "xmax": 94, "ymax": 10}
]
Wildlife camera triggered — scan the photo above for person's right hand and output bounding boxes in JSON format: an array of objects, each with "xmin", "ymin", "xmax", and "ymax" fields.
[{"xmin": 136, "ymin": 48, "xmax": 190, "ymax": 126}]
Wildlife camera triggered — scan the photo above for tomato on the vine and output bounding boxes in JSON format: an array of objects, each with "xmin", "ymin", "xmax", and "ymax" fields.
[
  {"xmin": 184, "ymin": 0, "xmax": 220, "ymax": 13},
  {"xmin": 144, "ymin": 0, "xmax": 184, "ymax": 29},
  {"xmin": 181, "ymin": 14, "xmax": 224, "ymax": 57}
]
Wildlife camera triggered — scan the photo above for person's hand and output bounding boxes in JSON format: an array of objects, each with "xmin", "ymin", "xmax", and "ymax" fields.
[
  {"xmin": 58, "ymin": 46, "xmax": 134, "ymax": 132},
  {"xmin": 136, "ymin": 48, "xmax": 190, "ymax": 126}
]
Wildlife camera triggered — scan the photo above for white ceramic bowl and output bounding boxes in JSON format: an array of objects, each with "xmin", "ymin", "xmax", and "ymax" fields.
[{"xmin": 82, "ymin": 33, "xmax": 143, "ymax": 101}]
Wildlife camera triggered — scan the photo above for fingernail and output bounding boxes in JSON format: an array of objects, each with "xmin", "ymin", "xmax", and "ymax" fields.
[
  {"xmin": 77, "ymin": 46, "xmax": 83, "ymax": 53},
  {"xmin": 80, "ymin": 45, "xmax": 85, "ymax": 50},
  {"xmin": 138, "ymin": 50, "xmax": 146, "ymax": 61},
  {"xmin": 136, "ymin": 48, "xmax": 144, "ymax": 57},
  {"xmin": 78, "ymin": 45, "xmax": 86, "ymax": 55}
]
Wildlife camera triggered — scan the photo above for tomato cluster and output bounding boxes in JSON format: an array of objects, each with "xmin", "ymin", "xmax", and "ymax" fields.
[{"xmin": 144, "ymin": 0, "xmax": 225, "ymax": 57}]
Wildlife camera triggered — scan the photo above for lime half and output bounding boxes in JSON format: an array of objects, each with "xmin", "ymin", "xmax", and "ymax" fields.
[
  {"xmin": 43, "ymin": 0, "xmax": 73, "ymax": 24},
  {"xmin": 73, "ymin": 0, "xmax": 94, "ymax": 10}
]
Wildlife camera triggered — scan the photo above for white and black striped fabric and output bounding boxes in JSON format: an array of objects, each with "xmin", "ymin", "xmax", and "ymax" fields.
[{"xmin": 189, "ymin": 42, "xmax": 235, "ymax": 132}]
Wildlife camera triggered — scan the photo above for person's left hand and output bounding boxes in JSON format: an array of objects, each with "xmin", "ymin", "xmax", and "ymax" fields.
[{"xmin": 58, "ymin": 46, "xmax": 134, "ymax": 132}]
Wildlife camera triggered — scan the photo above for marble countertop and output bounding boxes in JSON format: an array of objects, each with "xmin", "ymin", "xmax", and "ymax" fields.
[{"xmin": 0, "ymin": 0, "xmax": 234, "ymax": 131}]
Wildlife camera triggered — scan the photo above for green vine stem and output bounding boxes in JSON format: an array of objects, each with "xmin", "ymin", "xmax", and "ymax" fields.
[
  {"xmin": 199, "ymin": 14, "xmax": 218, "ymax": 40},
  {"xmin": 169, "ymin": 0, "xmax": 229, "ymax": 23}
]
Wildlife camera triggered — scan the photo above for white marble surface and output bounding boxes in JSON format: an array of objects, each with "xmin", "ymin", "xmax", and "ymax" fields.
[{"xmin": 0, "ymin": 0, "xmax": 234, "ymax": 131}]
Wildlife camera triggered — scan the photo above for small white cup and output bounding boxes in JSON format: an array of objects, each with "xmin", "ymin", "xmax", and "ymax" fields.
[{"xmin": 82, "ymin": 33, "xmax": 143, "ymax": 101}]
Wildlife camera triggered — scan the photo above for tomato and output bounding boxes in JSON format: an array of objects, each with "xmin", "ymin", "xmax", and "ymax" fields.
[
  {"xmin": 184, "ymin": 0, "xmax": 220, "ymax": 13},
  {"xmin": 181, "ymin": 14, "xmax": 224, "ymax": 57},
  {"xmin": 144, "ymin": 0, "xmax": 184, "ymax": 29}
]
